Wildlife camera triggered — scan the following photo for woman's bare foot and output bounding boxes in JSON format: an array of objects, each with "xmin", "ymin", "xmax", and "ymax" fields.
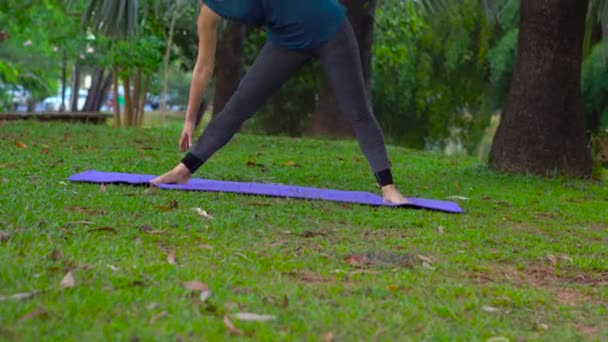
[
  {"xmin": 150, "ymin": 163, "xmax": 192, "ymax": 185},
  {"xmin": 382, "ymin": 184, "xmax": 410, "ymax": 204}
]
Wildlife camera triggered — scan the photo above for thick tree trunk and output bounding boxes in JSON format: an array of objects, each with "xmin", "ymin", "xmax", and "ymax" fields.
[
  {"xmin": 309, "ymin": 0, "xmax": 377, "ymax": 137},
  {"xmin": 213, "ymin": 21, "xmax": 245, "ymax": 117},
  {"xmin": 489, "ymin": 0, "xmax": 592, "ymax": 177},
  {"xmin": 112, "ymin": 65, "xmax": 121, "ymax": 127},
  {"xmin": 70, "ymin": 62, "xmax": 81, "ymax": 112},
  {"xmin": 83, "ymin": 68, "xmax": 103, "ymax": 112}
]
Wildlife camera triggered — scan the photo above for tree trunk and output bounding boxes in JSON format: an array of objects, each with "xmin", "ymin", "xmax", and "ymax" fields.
[
  {"xmin": 70, "ymin": 62, "xmax": 81, "ymax": 112},
  {"xmin": 122, "ymin": 75, "xmax": 133, "ymax": 126},
  {"xmin": 138, "ymin": 75, "xmax": 151, "ymax": 127},
  {"xmin": 133, "ymin": 68, "xmax": 142, "ymax": 125},
  {"xmin": 160, "ymin": 7, "xmax": 180, "ymax": 121},
  {"xmin": 83, "ymin": 68, "xmax": 103, "ymax": 112},
  {"xmin": 213, "ymin": 21, "xmax": 245, "ymax": 117},
  {"xmin": 97, "ymin": 72, "xmax": 112, "ymax": 111},
  {"xmin": 309, "ymin": 0, "xmax": 377, "ymax": 137},
  {"xmin": 489, "ymin": 0, "xmax": 592, "ymax": 177},
  {"xmin": 112, "ymin": 65, "xmax": 121, "ymax": 127}
]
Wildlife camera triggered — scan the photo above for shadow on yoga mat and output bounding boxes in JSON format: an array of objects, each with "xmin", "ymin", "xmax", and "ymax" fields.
[{"xmin": 67, "ymin": 170, "xmax": 464, "ymax": 214}]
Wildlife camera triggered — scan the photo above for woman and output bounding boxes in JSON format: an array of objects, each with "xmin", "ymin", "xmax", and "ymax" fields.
[{"xmin": 152, "ymin": 0, "xmax": 408, "ymax": 204}]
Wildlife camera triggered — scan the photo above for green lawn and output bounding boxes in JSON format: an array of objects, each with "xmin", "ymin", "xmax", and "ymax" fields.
[{"xmin": 1, "ymin": 121, "xmax": 607, "ymax": 341}]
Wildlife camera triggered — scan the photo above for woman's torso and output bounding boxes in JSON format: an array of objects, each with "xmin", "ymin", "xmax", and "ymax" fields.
[{"xmin": 202, "ymin": 0, "xmax": 346, "ymax": 50}]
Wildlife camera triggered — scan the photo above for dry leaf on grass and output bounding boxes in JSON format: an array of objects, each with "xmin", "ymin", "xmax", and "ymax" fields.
[
  {"xmin": 89, "ymin": 227, "xmax": 117, "ymax": 233},
  {"xmin": 14, "ymin": 141, "xmax": 27, "ymax": 148},
  {"xmin": 19, "ymin": 308, "xmax": 49, "ymax": 321},
  {"xmin": 547, "ymin": 254, "xmax": 558, "ymax": 266},
  {"xmin": 107, "ymin": 265, "xmax": 119, "ymax": 272},
  {"xmin": 100, "ymin": 184, "xmax": 107, "ymax": 193},
  {"xmin": 437, "ymin": 226, "xmax": 445, "ymax": 234},
  {"xmin": 182, "ymin": 280, "xmax": 212, "ymax": 302},
  {"xmin": 166, "ymin": 249, "xmax": 177, "ymax": 265},
  {"xmin": 48, "ymin": 250, "xmax": 63, "ymax": 261},
  {"xmin": 0, "ymin": 291, "xmax": 38, "ymax": 302},
  {"xmin": 140, "ymin": 225, "xmax": 167, "ymax": 235},
  {"xmin": 324, "ymin": 332, "xmax": 335, "ymax": 342},
  {"xmin": 156, "ymin": 200, "xmax": 179, "ymax": 212},
  {"xmin": 344, "ymin": 254, "xmax": 372, "ymax": 268},
  {"xmin": 60, "ymin": 271, "xmax": 76, "ymax": 288},
  {"xmin": 232, "ymin": 313, "xmax": 276, "ymax": 321},
  {"xmin": 149, "ymin": 311, "xmax": 168, "ymax": 324},
  {"xmin": 223, "ymin": 315, "xmax": 244, "ymax": 336},
  {"xmin": 0, "ymin": 230, "xmax": 10, "ymax": 242},
  {"xmin": 193, "ymin": 208, "xmax": 214, "ymax": 219},
  {"xmin": 482, "ymin": 305, "xmax": 501, "ymax": 313}
]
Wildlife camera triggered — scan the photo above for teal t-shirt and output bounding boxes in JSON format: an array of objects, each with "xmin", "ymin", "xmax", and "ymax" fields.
[{"xmin": 202, "ymin": 0, "xmax": 346, "ymax": 50}]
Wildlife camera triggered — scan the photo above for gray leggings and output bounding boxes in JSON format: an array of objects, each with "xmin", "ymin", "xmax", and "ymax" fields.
[{"xmin": 183, "ymin": 19, "xmax": 391, "ymax": 181}]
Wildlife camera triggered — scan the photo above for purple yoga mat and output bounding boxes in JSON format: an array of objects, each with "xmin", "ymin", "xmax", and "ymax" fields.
[{"xmin": 67, "ymin": 170, "xmax": 464, "ymax": 214}]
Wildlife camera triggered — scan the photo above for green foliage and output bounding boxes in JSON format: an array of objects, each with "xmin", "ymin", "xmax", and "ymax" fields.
[
  {"xmin": 0, "ymin": 0, "xmax": 86, "ymax": 109},
  {"xmin": 581, "ymin": 42, "xmax": 608, "ymax": 132},
  {"xmin": 372, "ymin": 0, "xmax": 498, "ymax": 152}
]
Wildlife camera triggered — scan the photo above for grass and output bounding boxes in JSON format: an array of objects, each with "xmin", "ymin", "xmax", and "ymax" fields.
[{"xmin": 1, "ymin": 120, "xmax": 607, "ymax": 341}]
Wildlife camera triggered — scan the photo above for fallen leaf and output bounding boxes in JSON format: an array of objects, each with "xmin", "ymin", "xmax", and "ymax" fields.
[
  {"xmin": 139, "ymin": 225, "xmax": 167, "ymax": 235},
  {"xmin": 193, "ymin": 208, "xmax": 214, "ymax": 219},
  {"xmin": 482, "ymin": 305, "xmax": 501, "ymax": 313},
  {"xmin": 146, "ymin": 302, "xmax": 160, "ymax": 310},
  {"xmin": 344, "ymin": 254, "xmax": 372, "ymax": 268},
  {"xmin": 19, "ymin": 308, "xmax": 49, "ymax": 321},
  {"xmin": 387, "ymin": 285, "xmax": 400, "ymax": 292},
  {"xmin": 223, "ymin": 315, "xmax": 244, "ymax": 336},
  {"xmin": 284, "ymin": 160, "xmax": 300, "ymax": 167},
  {"xmin": 100, "ymin": 184, "xmax": 107, "ymax": 193},
  {"xmin": 200, "ymin": 290, "xmax": 212, "ymax": 303},
  {"xmin": 417, "ymin": 255, "xmax": 433, "ymax": 264},
  {"xmin": 300, "ymin": 231, "xmax": 327, "ymax": 238},
  {"xmin": 246, "ymin": 161, "xmax": 265, "ymax": 167},
  {"xmin": 166, "ymin": 249, "xmax": 177, "ymax": 264},
  {"xmin": 198, "ymin": 244, "xmax": 213, "ymax": 250},
  {"xmin": 324, "ymin": 332, "xmax": 335, "ymax": 342},
  {"xmin": 446, "ymin": 195, "xmax": 469, "ymax": 200},
  {"xmin": 561, "ymin": 255, "xmax": 573, "ymax": 264},
  {"xmin": 48, "ymin": 250, "xmax": 63, "ymax": 261},
  {"xmin": 0, "ymin": 291, "xmax": 38, "ymax": 302},
  {"xmin": 65, "ymin": 220, "xmax": 96, "ymax": 226},
  {"xmin": 149, "ymin": 311, "xmax": 167, "ymax": 324},
  {"xmin": 14, "ymin": 141, "xmax": 27, "ymax": 148},
  {"xmin": 547, "ymin": 254, "xmax": 558, "ymax": 266},
  {"xmin": 89, "ymin": 227, "xmax": 117, "ymax": 233},
  {"xmin": 422, "ymin": 262, "xmax": 436, "ymax": 271},
  {"xmin": 182, "ymin": 281, "xmax": 209, "ymax": 292},
  {"xmin": 232, "ymin": 313, "xmax": 276, "ymax": 321},
  {"xmin": 107, "ymin": 265, "xmax": 119, "ymax": 272},
  {"xmin": 156, "ymin": 200, "xmax": 178, "ymax": 212},
  {"xmin": 0, "ymin": 230, "xmax": 9, "ymax": 242},
  {"xmin": 437, "ymin": 226, "xmax": 445, "ymax": 234},
  {"xmin": 60, "ymin": 271, "xmax": 76, "ymax": 288},
  {"xmin": 486, "ymin": 337, "xmax": 509, "ymax": 342}
]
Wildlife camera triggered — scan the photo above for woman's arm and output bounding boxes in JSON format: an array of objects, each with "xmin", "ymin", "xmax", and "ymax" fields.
[{"xmin": 184, "ymin": 5, "xmax": 220, "ymax": 124}]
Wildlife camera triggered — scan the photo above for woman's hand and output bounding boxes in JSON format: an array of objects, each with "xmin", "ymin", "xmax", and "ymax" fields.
[{"xmin": 179, "ymin": 121, "xmax": 194, "ymax": 152}]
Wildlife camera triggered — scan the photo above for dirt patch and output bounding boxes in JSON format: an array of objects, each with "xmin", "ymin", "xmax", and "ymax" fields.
[
  {"xmin": 576, "ymin": 324, "xmax": 600, "ymax": 337},
  {"xmin": 555, "ymin": 288, "xmax": 589, "ymax": 306},
  {"xmin": 285, "ymin": 270, "xmax": 332, "ymax": 284},
  {"xmin": 466, "ymin": 263, "xmax": 608, "ymax": 289}
]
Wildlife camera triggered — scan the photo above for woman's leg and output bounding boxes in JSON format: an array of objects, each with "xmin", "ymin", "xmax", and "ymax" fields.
[
  {"xmin": 153, "ymin": 40, "xmax": 311, "ymax": 183},
  {"xmin": 316, "ymin": 19, "xmax": 407, "ymax": 203}
]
